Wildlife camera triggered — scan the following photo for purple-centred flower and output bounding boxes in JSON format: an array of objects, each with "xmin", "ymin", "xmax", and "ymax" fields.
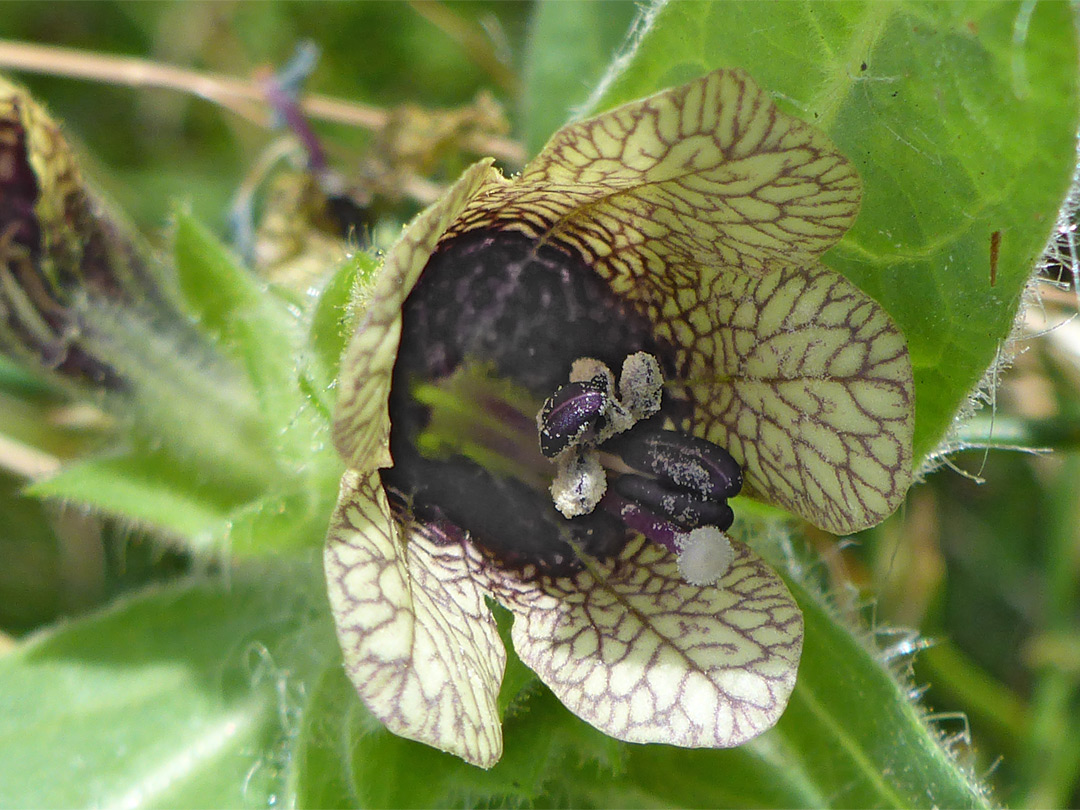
[{"xmin": 324, "ymin": 69, "xmax": 915, "ymax": 767}]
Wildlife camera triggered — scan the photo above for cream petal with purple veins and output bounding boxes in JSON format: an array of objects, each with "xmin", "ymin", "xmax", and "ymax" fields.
[
  {"xmin": 325, "ymin": 470, "xmax": 506, "ymax": 768},
  {"xmin": 450, "ymin": 70, "xmax": 861, "ymax": 279},
  {"xmin": 686, "ymin": 264, "xmax": 913, "ymax": 533},
  {"xmin": 332, "ymin": 159, "xmax": 502, "ymax": 473},
  {"xmin": 485, "ymin": 536, "xmax": 802, "ymax": 747}
]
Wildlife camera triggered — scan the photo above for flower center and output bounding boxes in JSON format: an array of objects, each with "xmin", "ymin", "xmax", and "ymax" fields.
[
  {"xmin": 384, "ymin": 227, "xmax": 739, "ymax": 579},
  {"xmin": 537, "ymin": 355, "xmax": 743, "ymax": 585}
]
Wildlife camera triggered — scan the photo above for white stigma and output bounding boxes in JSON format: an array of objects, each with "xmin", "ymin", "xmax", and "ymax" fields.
[{"xmin": 675, "ymin": 526, "xmax": 735, "ymax": 586}]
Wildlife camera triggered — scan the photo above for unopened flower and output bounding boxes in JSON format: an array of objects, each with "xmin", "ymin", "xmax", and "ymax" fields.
[
  {"xmin": 0, "ymin": 76, "xmax": 156, "ymax": 388},
  {"xmin": 325, "ymin": 69, "xmax": 914, "ymax": 767}
]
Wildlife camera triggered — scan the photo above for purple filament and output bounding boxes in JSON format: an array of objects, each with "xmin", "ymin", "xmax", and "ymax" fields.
[{"xmin": 598, "ymin": 490, "xmax": 681, "ymax": 554}]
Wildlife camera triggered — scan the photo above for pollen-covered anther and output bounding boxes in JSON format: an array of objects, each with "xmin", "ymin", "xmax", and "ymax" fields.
[
  {"xmin": 604, "ymin": 426, "xmax": 743, "ymax": 502},
  {"xmin": 569, "ymin": 357, "xmax": 615, "ymax": 389},
  {"xmin": 538, "ymin": 352, "xmax": 666, "ymax": 465},
  {"xmin": 539, "ymin": 352, "xmax": 668, "ymax": 517},
  {"xmin": 675, "ymin": 526, "xmax": 735, "ymax": 587},
  {"xmin": 537, "ymin": 377, "xmax": 610, "ymax": 459},
  {"xmin": 551, "ymin": 446, "xmax": 607, "ymax": 518},
  {"xmin": 612, "ymin": 473, "xmax": 734, "ymax": 531}
]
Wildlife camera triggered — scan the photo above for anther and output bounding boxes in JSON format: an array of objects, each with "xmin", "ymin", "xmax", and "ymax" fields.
[
  {"xmin": 537, "ymin": 377, "xmax": 609, "ymax": 458},
  {"xmin": 603, "ymin": 426, "xmax": 742, "ymax": 501},
  {"xmin": 551, "ymin": 446, "xmax": 607, "ymax": 518},
  {"xmin": 618, "ymin": 352, "xmax": 663, "ymax": 421},
  {"xmin": 611, "ymin": 473, "xmax": 734, "ymax": 531}
]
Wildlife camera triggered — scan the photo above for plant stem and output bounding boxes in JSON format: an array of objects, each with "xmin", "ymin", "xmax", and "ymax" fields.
[{"xmin": 0, "ymin": 38, "xmax": 525, "ymax": 166}]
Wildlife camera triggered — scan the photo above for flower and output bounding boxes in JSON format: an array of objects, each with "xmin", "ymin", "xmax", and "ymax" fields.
[
  {"xmin": 0, "ymin": 75, "xmax": 151, "ymax": 388},
  {"xmin": 325, "ymin": 69, "xmax": 914, "ymax": 767}
]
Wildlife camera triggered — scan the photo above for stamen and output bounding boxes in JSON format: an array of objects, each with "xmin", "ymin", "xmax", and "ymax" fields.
[
  {"xmin": 551, "ymin": 446, "xmax": 607, "ymax": 518},
  {"xmin": 539, "ymin": 352, "xmax": 667, "ymax": 464},
  {"xmin": 598, "ymin": 492, "xmax": 735, "ymax": 587},
  {"xmin": 537, "ymin": 377, "xmax": 609, "ymax": 459},
  {"xmin": 603, "ymin": 426, "xmax": 743, "ymax": 501},
  {"xmin": 598, "ymin": 490, "xmax": 683, "ymax": 554},
  {"xmin": 533, "ymin": 350, "xmax": 745, "ymax": 584},
  {"xmin": 611, "ymin": 473, "xmax": 734, "ymax": 531},
  {"xmin": 617, "ymin": 352, "xmax": 663, "ymax": 421}
]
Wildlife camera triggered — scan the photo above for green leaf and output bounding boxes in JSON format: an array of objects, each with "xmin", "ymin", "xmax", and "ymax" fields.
[
  {"xmin": 306, "ymin": 249, "xmax": 379, "ymax": 409},
  {"xmin": 0, "ymin": 473, "xmax": 61, "ymax": 632},
  {"xmin": 491, "ymin": 601, "xmax": 539, "ymax": 717},
  {"xmin": 0, "ymin": 557, "xmax": 337, "ymax": 809},
  {"xmin": 291, "ymin": 664, "xmax": 364, "ymax": 810},
  {"xmin": 24, "ymin": 445, "xmax": 342, "ymax": 556},
  {"xmin": 224, "ymin": 467, "xmax": 342, "ymax": 557},
  {"xmin": 78, "ymin": 295, "xmax": 282, "ymax": 494},
  {"xmin": 582, "ymin": 0, "xmax": 1080, "ymax": 465},
  {"xmin": 341, "ymin": 678, "xmax": 624, "ymax": 809},
  {"xmin": 619, "ymin": 742, "xmax": 828, "ymax": 808},
  {"xmin": 25, "ymin": 451, "xmax": 242, "ymax": 545},
  {"xmin": 171, "ymin": 210, "xmax": 308, "ymax": 459},
  {"xmin": 521, "ymin": 0, "xmax": 641, "ymax": 156},
  {"xmin": 768, "ymin": 571, "xmax": 989, "ymax": 808}
]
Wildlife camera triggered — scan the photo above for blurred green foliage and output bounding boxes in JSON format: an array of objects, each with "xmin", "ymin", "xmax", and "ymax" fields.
[{"xmin": 0, "ymin": 1, "xmax": 531, "ymax": 230}]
